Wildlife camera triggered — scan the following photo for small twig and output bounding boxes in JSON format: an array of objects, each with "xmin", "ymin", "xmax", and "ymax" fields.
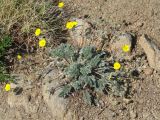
[
  {"xmin": 64, "ymin": 57, "xmax": 70, "ymax": 64},
  {"xmin": 49, "ymin": 79, "xmax": 71, "ymax": 95},
  {"xmin": 97, "ymin": 108, "xmax": 106, "ymax": 115}
]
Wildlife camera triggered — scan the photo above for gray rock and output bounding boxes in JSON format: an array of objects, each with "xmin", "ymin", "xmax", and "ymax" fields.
[
  {"xmin": 42, "ymin": 69, "xmax": 72, "ymax": 120},
  {"xmin": 69, "ymin": 18, "xmax": 91, "ymax": 47},
  {"xmin": 130, "ymin": 110, "xmax": 137, "ymax": 119},
  {"xmin": 123, "ymin": 98, "xmax": 133, "ymax": 104},
  {"xmin": 102, "ymin": 108, "xmax": 117, "ymax": 119},
  {"xmin": 111, "ymin": 33, "xmax": 133, "ymax": 52},
  {"xmin": 110, "ymin": 33, "xmax": 133, "ymax": 59},
  {"xmin": 143, "ymin": 67, "xmax": 153, "ymax": 75},
  {"xmin": 139, "ymin": 35, "xmax": 160, "ymax": 70},
  {"xmin": 10, "ymin": 83, "xmax": 18, "ymax": 89}
]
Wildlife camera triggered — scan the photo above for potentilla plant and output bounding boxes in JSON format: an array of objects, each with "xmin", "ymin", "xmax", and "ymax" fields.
[{"xmin": 51, "ymin": 43, "xmax": 128, "ymax": 105}]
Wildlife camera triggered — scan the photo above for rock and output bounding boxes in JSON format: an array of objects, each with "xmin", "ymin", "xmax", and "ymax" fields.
[
  {"xmin": 80, "ymin": 117, "xmax": 85, "ymax": 120},
  {"xmin": 123, "ymin": 98, "xmax": 133, "ymax": 104},
  {"xmin": 69, "ymin": 19, "xmax": 91, "ymax": 47},
  {"xmin": 111, "ymin": 33, "xmax": 133, "ymax": 52},
  {"xmin": 69, "ymin": 18, "xmax": 108, "ymax": 50},
  {"xmin": 110, "ymin": 33, "xmax": 133, "ymax": 59},
  {"xmin": 143, "ymin": 67, "xmax": 153, "ymax": 75},
  {"xmin": 10, "ymin": 83, "xmax": 18, "ymax": 89},
  {"xmin": 102, "ymin": 108, "xmax": 117, "ymax": 119},
  {"xmin": 139, "ymin": 35, "xmax": 160, "ymax": 70},
  {"xmin": 42, "ymin": 69, "xmax": 72, "ymax": 120},
  {"xmin": 130, "ymin": 110, "xmax": 137, "ymax": 119},
  {"xmin": 13, "ymin": 87, "xmax": 23, "ymax": 95}
]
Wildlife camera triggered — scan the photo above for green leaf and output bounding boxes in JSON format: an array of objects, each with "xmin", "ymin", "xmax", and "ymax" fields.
[
  {"xmin": 95, "ymin": 78, "xmax": 108, "ymax": 93},
  {"xmin": 79, "ymin": 76, "xmax": 95, "ymax": 87},
  {"xmin": 80, "ymin": 65, "xmax": 92, "ymax": 75},
  {"xmin": 0, "ymin": 36, "xmax": 12, "ymax": 57},
  {"xmin": 59, "ymin": 85, "xmax": 72, "ymax": 98},
  {"xmin": 71, "ymin": 80, "xmax": 83, "ymax": 90},
  {"xmin": 85, "ymin": 77, "xmax": 93, "ymax": 86},
  {"xmin": 51, "ymin": 43, "xmax": 75, "ymax": 60},
  {"xmin": 88, "ymin": 54, "xmax": 101, "ymax": 68},
  {"xmin": 65, "ymin": 63, "xmax": 81, "ymax": 78},
  {"xmin": 83, "ymin": 90, "xmax": 93, "ymax": 105},
  {"xmin": 109, "ymin": 80, "xmax": 126, "ymax": 97},
  {"xmin": 0, "ymin": 65, "xmax": 11, "ymax": 82},
  {"xmin": 64, "ymin": 44, "xmax": 76, "ymax": 59},
  {"xmin": 79, "ymin": 46, "xmax": 95, "ymax": 60}
]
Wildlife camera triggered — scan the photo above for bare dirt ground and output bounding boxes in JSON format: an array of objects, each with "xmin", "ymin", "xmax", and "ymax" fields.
[
  {"xmin": 0, "ymin": 0, "xmax": 160, "ymax": 120},
  {"xmin": 68, "ymin": 0, "xmax": 160, "ymax": 46}
]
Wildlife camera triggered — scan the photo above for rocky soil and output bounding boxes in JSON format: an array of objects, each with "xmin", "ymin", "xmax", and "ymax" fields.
[{"xmin": 0, "ymin": 0, "xmax": 160, "ymax": 120}]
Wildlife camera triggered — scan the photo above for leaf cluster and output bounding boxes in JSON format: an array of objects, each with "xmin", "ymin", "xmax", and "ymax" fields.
[
  {"xmin": 0, "ymin": 35, "xmax": 12, "ymax": 82},
  {"xmin": 51, "ymin": 44, "xmax": 127, "ymax": 105},
  {"xmin": 0, "ymin": 36, "xmax": 12, "ymax": 57}
]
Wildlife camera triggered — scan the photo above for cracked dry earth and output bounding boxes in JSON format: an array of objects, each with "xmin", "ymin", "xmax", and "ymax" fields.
[{"xmin": 0, "ymin": 0, "xmax": 160, "ymax": 120}]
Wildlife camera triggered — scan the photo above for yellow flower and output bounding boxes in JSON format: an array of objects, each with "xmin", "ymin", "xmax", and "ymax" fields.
[
  {"xmin": 113, "ymin": 62, "xmax": 121, "ymax": 70},
  {"xmin": 35, "ymin": 28, "xmax": 41, "ymax": 36},
  {"xmin": 17, "ymin": 54, "xmax": 22, "ymax": 60},
  {"xmin": 5, "ymin": 83, "xmax": 11, "ymax": 91},
  {"xmin": 58, "ymin": 2, "xmax": 64, "ymax": 8},
  {"xmin": 122, "ymin": 44, "xmax": 130, "ymax": 52},
  {"xmin": 96, "ymin": 47, "xmax": 101, "ymax": 51},
  {"xmin": 39, "ymin": 39, "xmax": 46, "ymax": 47},
  {"xmin": 66, "ymin": 21, "xmax": 78, "ymax": 29}
]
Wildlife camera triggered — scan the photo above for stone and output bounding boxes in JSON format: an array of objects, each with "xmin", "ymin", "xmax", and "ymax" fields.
[
  {"xmin": 10, "ymin": 83, "xmax": 18, "ymax": 89},
  {"xmin": 42, "ymin": 69, "xmax": 72, "ymax": 120},
  {"xmin": 139, "ymin": 35, "xmax": 160, "ymax": 70},
  {"xmin": 69, "ymin": 18, "xmax": 108, "ymax": 50},
  {"xmin": 102, "ymin": 108, "xmax": 117, "ymax": 119},
  {"xmin": 143, "ymin": 67, "xmax": 153, "ymax": 75},
  {"xmin": 123, "ymin": 98, "xmax": 133, "ymax": 104},
  {"xmin": 110, "ymin": 33, "xmax": 133, "ymax": 59},
  {"xmin": 69, "ymin": 18, "xmax": 91, "ymax": 47},
  {"xmin": 130, "ymin": 110, "xmax": 137, "ymax": 119},
  {"xmin": 111, "ymin": 33, "xmax": 133, "ymax": 52}
]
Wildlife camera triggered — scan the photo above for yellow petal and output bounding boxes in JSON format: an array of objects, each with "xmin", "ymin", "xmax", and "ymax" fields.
[
  {"xmin": 122, "ymin": 44, "xmax": 130, "ymax": 52},
  {"xmin": 113, "ymin": 62, "xmax": 121, "ymax": 70},
  {"xmin": 66, "ymin": 21, "xmax": 78, "ymax": 29},
  {"xmin": 58, "ymin": 2, "xmax": 64, "ymax": 8},
  {"xmin": 72, "ymin": 21, "xmax": 78, "ymax": 26},
  {"xmin": 39, "ymin": 39, "xmax": 46, "ymax": 47},
  {"xmin": 17, "ymin": 54, "xmax": 22, "ymax": 60},
  {"xmin": 35, "ymin": 28, "xmax": 41, "ymax": 36},
  {"xmin": 5, "ymin": 84, "xmax": 11, "ymax": 91}
]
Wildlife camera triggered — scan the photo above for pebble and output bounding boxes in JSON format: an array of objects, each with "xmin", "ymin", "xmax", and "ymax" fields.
[
  {"xmin": 143, "ymin": 68, "xmax": 153, "ymax": 75},
  {"xmin": 139, "ymin": 35, "xmax": 160, "ymax": 70}
]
